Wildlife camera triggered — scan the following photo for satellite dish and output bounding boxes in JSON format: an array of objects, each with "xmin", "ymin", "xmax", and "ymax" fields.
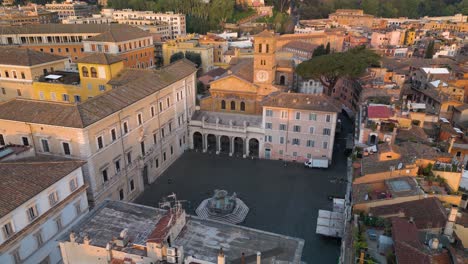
[{"xmin": 397, "ymin": 163, "xmax": 403, "ymax": 170}]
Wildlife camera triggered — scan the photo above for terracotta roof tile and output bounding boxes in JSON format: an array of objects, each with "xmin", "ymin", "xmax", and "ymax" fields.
[
  {"xmin": 367, "ymin": 105, "xmax": 393, "ymax": 119},
  {"xmin": 76, "ymin": 53, "xmax": 122, "ymax": 65},
  {"xmin": 370, "ymin": 198, "xmax": 447, "ymax": 229},
  {"xmin": 262, "ymin": 93, "xmax": 341, "ymax": 112},
  {"xmin": 0, "ymin": 47, "xmax": 66, "ymax": 66},
  {"xmin": 0, "ymin": 60, "xmax": 197, "ymax": 128},
  {"xmin": 0, "ymin": 156, "xmax": 85, "ymax": 218}
]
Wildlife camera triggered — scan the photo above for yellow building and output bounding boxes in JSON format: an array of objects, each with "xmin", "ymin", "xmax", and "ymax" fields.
[
  {"xmin": 424, "ymin": 21, "xmax": 468, "ymax": 32},
  {"xmin": 400, "ymin": 29, "xmax": 416, "ymax": 46},
  {"xmin": 0, "ymin": 47, "xmax": 68, "ymax": 102},
  {"xmin": 162, "ymin": 38, "xmax": 214, "ymax": 73},
  {"xmin": 32, "ymin": 53, "xmax": 124, "ymax": 103}
]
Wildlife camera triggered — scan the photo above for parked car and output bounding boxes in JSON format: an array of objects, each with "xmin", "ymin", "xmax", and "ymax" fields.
[{"xmin": 304, "ymin": 158, "xmax": 329, "ymax": 169}]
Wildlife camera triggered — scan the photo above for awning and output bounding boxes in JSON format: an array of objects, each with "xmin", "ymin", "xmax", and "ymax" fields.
[{"xmin": 44, "ymin": 74, "xmax": 62, "ymax": 80}]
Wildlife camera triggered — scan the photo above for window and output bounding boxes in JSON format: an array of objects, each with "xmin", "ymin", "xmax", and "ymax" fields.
[
  {"xmin": 309, "ymin": 113, "xmax": 317, "ymax": 121},
  {"xmin": 97, "ymin": 136, "xmax": 104, "ymax": 149},
  {"xmin": 111, "ymin": 128, "xmax": 117, "ymax": 141},
  {"xmin": 137, "ymin": 113, "xmax": 143, "ymax": 125},
  {"xmin": 119, "ymin": 189, "xmax": 124, "ymax": 200},
  {"xmin": 293, "ymin": 152, "xmax": 297, "ymax": 157},
  {"xmin": 48, "ymin": 191, "xmax": 59, "ymax": 206},
  {"xmin": 280, "ymin": 136, "xmax": 285, "ymax": 144},
  {"xmin": 69, "ymin": 177, "xmax": 78, "ymax": 192},
  {"xmin": 130, "ymin": 180, "xmax": 135, "ymax": 191},
  {"xmin": 123, "ymin": 121, "xmax": 129, "ymax": 134},
  {"xmin": 141, "ymin": 141, "xmax": 146, "ymax": 156},
  {"xmin": 115, "ymin": 159, "xmax": 121, "ymax": 172},
  {"xmin": 90, "ymin": 67, "xmax": 97, "ymax": 78},
  {"xmin": 293, "ymin": 125, "xmax": 301, "ymax": 132},
  {"xmin": 27, "ymin": 205, "xmax": 38, "ymax": 221},
  {"xmin": 12, "ymin": 71, "xmax": 17, "ymax": 79},
  {"xmin": 102, "ymin": 168, "xmax": 108, "ymax": 182},
  {"xmin": 1, "ymin": 88, "xmax": 5, "ymax": 95},
  {"xmin": 323, "ymin": 141, "xmax": 328, "ymax": 149},
  {"xmin": 150, "ymin": 106, "xmax": 155, "ymax": 117},
  {"xmin": 169, "ymin": 122, "xmax": 172, "ymax": 132},
  {"xmin": 62, "ymin": 94, "xmax": 69, "ymax": 102},
  {"xmin": 127, "ymin": 151, "xmax": 132, "ymax": 164},
  {"xmin": 161, "ymin": 128, "xmax": 165, "ymax": 138},
  {"xmin": 11, "ymin": 248, "xmax": 21, "ymax": 264},
  {"xmin": 4, "ymin": 71, "xmax": 9, "ymax": 78},
  {"xmin": 266, "ymin": 122, "xmax": 272, "ymax": 129},
  {"xmin": 163, "ymin": 152, "xmax": 167, "ymax": 161},
  {"xmin": 323, "ymin": 128, "xmax": 331, "ymax": 135},
  {"xmin": 279, "ymin": 124, "xmax": 286, "ymax": 131},
  {"xmin": 221, "ymin": 100, "xmax": 226, "ymax": 110},
  {"xmin": 62, "ymin": 142, "xmax": 71, "ymax": 155},
  {"xmin": 21, "ymin": 136, "xmax": 29, "ymax": 146},
  {"xmin": 240, "ymin": 102, "xmax": 246, "ymax": 111},
  {"xmin": 20, "ymin": 72, "xmax": 25, "ymax": 79},
  {"xmin": 230, "ymin": 101, "xmax": 236, "ymax": 110},
  {"xmin": 34, "ymin": 230, "xmax": 44, "ymax": 247},
  {"xmin": 74, "ymin": 201, "xmax": 81, "ymax": 215},
  {"xmin": 307, "ymin": 153, "xmax": 312, "ymax": 159},
  {"xmin": 2, "ymin": 222, "xmax": 14, "ymax": 239},
  {"xmin": 281, "ymin": 111, "xmax": 288, "ymax": 118},
  {"xmin": 55, "ymin": 217, "xmax": 63, "ymax": 232},
  {"xmin": 295, "ymin": 112, "xmax": 301, "ymax": 120},
  {"xmin": 41, "ymin": 139, "xmax": 50, "ymax": 152},
  {"xmin": 264, "ymin": 135, "xmax": 273, "ymax": 142},
  {"xmin": 50, "ymin": 92, "xmax": 56, "ymax": 101},
  {"xmin": 326, "ymin": 114, "xmax": 331, "ymax": 122},
  {"xmin": 17, "ymin": 89, "xmax": 21, "ymax": 96},
  {"xmin": 159, "ymin": 101, "xmax": 163, "ymax": 111},
  {"xmin": 166, "ymin": 97, "xmax": 170, "ymax": 107},
  {"xmin": 81, "ymin": 66, "xmax": 88, "ymax": 77},
  {"xmin": 98, "ymin": 85, "xmax": 106, "ymax": 92},
  {"xmin": 155, "ymin": 158, "xmax": 159, "ymax": 168},
  {"xmin": 307, "ymin": 140, "xmax": 315, "ymax": 147},
  {"xmin": 292, "ymin": 138, "xmax": 300, "ymax": 145},
  {"xmin": 266, "ymin": 109, "xmax": 273, "ymax": 117}
]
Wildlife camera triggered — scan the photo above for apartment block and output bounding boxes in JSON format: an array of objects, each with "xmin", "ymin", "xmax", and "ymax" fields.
[
  {"xmin": 0, "ymin": 60, "xmax": 197, "ymax": 206},
  {"xmin": 0, "ymin": 154, "xmax": 89, "ymax": 264},
  {"xmin": 0, "ymin": 24, "xmax": 153, "ymax": 68},
  {"xmin": 102, "ymin": 9, "xmax": 186, "ymax": 39},
  {"xmin": 262, "ymin": 93, "xmax": 340, "ymax": 163},
  {"xmin": 45, "ymin": 1, "xmax": 97, "ymax": 20},
  {"xmin": 0, "ymin": 47, "xmax": 69, "ymax": 102}
]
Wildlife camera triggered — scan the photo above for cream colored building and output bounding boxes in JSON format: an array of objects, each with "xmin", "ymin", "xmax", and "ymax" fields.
[
  {"xmin": 0, "ymin": 60, "xmax": 197, "ymax": 206},
  {"xmin": 0, "ymin": 47, "xmax": 69, "ymax": 102}
]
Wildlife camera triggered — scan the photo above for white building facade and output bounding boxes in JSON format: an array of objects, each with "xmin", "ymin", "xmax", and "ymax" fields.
[{"xmin": 0, "ymin": 159, "xmax": 88, "ymax": 264}]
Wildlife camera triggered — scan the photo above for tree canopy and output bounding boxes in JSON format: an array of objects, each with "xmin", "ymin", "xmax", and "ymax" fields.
[
  {"xmin": 296, "ymin": 47, "xmax": 380, "ymax": 96},
  {"xmin": 170, "ymin": 52, "xmax": 185, "ymax": 63},
  {"xmin": 298, "ymin": 0, "xmax": 467, "ymax": 19}
]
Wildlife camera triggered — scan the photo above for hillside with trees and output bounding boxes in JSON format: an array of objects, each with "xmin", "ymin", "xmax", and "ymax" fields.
[{"xmin": 297, "ymin": 0, "xmax": 468, "ymax": 20}]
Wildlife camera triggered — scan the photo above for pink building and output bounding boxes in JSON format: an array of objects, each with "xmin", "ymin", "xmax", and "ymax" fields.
[{"xmin": 262, "ymin": 93, "xmax": 340, "ymax": 163}]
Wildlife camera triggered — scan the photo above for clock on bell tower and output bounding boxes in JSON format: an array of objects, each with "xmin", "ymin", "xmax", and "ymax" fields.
[{"xmin": 253, "ymin": 30, "xmax": 277, "ymax": 84}]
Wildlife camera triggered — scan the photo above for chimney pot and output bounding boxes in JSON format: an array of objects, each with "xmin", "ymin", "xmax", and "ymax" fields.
[
  {"xmin": 257, "ymin": 251, "xmax": 261, "ymax": 264},
  {"xmin": 241, "ymin": 252, "xmax": 245, "ymax": 264}
]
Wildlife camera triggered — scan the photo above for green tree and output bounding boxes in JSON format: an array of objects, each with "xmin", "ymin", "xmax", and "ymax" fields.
[
  {"xmin": 325, "ymin": 42, "xmax": 331, "ymax": 54},
  {"xmin": 170, "ymin": 52, "xmax": 185, "ymax": 63},
  {"xmin": 312, "ymin": 44, "xmax": 326, "ymax": 57},
  {"xmin": 296, "ymin": 46, "xmax": 380, "ymax": 96},
  {"xmin": 184, "ymin": 52, "xmax": 202, "ymax": 67},
  {"xmin": 361, "ymin": 0, "xmax": 379, "ymax": 15},
  {"xmin": 425, "ymin": 40, "xmax": 435, "ymax": 59}
]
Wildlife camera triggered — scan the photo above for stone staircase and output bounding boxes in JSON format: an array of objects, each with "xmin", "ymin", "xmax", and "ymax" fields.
[{"xmin": 196, "ymin": 198, "xmax": 249, "ymax": 224}]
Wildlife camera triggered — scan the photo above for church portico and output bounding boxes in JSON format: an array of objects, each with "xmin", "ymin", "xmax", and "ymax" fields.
[{"xmin": 189, "ymin": 110, "xmax": 264, "ymax": 158}]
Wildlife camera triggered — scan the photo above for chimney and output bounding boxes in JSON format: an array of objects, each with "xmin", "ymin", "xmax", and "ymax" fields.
[
  {"xmin": 241, "ymin": 252, "xmax": 245, "ymax": 264},
  {"xmin": 106, "ymin": 242, "xmax": 113, "ymax": 261},
  {"xmin": 256, "ymin": 252, "xmax": 261, "ymax": 264},
  {"xmin": 83, "ymin": 234, "xmax": 91, "ymax": 245},
  {"xmin": 448, "ymin": 136, "xmax": 455, "ymax": 154},
  {"xmin": 409, "ymin": 216, "xmax": 414, "ymax": 223},
  {"xmin": 217, "ymin": 248, "xmax": 225, "ymax": 264},
  {"xmin": 69, "ymin": 231, "xmax": 76, "ymax": 243}
]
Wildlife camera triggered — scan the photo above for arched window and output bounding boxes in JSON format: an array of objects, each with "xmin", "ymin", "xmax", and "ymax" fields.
[
  {"xmin": 280, "ymin": 75, "xmax": 286, "ymax": 85},
  {"xmin": 221, "ymin": 100, "xmax": 226, "ymax": 110},
  {"xmin": 240, "ymin": 102, "xmax": 245, "ymax": 111},
  {"xmin": 266, "ymin": 44, "xmax": 269, "ymax": 53},
  {"xmin": 90, "ymin": 67, "xmax": 97, "ymax": 78},
  {"xmin": 81, "ymin": 66, "xmax": 89, "ymax": 77},
  {"xmin": 258, "ymin": 44, "xmax": 262, "ymax": 53},
  {"xmin": 230, "ymin": 101, "xmax": 236, "ymax": 110}
]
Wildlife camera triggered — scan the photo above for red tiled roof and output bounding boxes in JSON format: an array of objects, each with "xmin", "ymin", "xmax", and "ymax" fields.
[
  {"xmin": 370, "ymin": 198, "xmax": 447, "ymax": 229},
  {"xmin": 367, "ymin": 105, "xmax": 393, "ymax": 119},
  {"xmin": 392, "ymin": 218, "xmax": 451, "ymax": 264}
]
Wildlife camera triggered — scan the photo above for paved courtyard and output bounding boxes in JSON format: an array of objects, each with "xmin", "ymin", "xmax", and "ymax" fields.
[{"xmin": 136, "ymin": 147, "xmax": 348, "ymax": 263}]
